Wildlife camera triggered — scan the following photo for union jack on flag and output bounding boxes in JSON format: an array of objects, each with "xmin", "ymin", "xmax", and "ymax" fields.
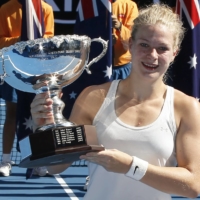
[
  {"xmin": 169, "ymin": 0, "xmax": 200, "ymax": 99},
  {"xmin": 176, "ymin": 0, "xmax": 200, "ymax": 29},
  {"xmin": 20, "ymin": 0, "xmax": 45, "ymax": 41}
]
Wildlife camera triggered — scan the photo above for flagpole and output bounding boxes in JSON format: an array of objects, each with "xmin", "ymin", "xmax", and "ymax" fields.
[{"xmin": 111, "ymin": 0, "xmax": 114, "ymax": 69}]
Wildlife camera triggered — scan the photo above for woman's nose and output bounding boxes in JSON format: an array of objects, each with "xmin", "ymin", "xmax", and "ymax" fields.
[{"xmin": 146, "ymin": 48, "xmax": 158, "ymax": 60}]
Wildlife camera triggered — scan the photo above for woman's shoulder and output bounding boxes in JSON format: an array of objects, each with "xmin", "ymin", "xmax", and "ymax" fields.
[
  {"xmin": 174, "ymin": 88, "xmax": 200, "ymax": 117},
  {"xmin": 69, "ymin": 82, "xmax": 112, "ymax": 124},
  {"xmin": 78, "ymin": 81, "xmax": 112, "ymax": 101},
  {"xmin": 173, "ymin": 88, "xmax": 200, "ymax": 129}
]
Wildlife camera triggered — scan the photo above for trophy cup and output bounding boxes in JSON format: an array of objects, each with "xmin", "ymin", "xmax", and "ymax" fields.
[{"xmin": 0, "ymin": 35, "xmax": 107, "ymax": 168}]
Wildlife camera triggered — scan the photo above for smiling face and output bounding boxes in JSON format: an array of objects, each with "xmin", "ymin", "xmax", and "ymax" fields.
[{"xmin": 129, "ymin": 23, "xmax": 176, "ymax": 82}]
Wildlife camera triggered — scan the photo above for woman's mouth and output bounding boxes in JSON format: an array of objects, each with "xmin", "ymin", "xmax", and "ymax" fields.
[{"xmin": 142, "ymin": 62, "xmax": 158, "ymax": 71}]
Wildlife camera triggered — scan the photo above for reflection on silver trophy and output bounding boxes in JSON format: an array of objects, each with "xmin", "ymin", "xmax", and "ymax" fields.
[{"xmin": 0, "ymin": 35, "xmax": 107, "ymax": 167}]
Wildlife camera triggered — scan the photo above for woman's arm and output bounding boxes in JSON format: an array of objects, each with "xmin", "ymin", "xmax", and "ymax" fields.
[
  {"xmin": 80, "ymin": 92, "xmax": 200, "ymax": 198},
  {"xmin": 141, "ymin": 94, "xmax": 200, "ymax": 198}
]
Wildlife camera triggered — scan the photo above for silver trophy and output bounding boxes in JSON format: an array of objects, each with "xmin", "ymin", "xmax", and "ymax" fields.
[{"xmin": 0, "ymin": 35, "xmax": 107, "ymax": 167}]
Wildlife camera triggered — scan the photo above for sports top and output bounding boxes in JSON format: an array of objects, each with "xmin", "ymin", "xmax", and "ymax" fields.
[{"xmin": 84, "ymin": 80, "xmax": 177, "ymax": 200}]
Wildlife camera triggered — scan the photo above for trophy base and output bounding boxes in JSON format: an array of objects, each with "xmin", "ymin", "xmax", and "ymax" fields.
[
  {"xmin": 18, "ymin": 125, "xmax": 104, "ymax": 168},
  {"xmin": 19, "ymin": 145, "xmax": 104, "ymax": 168}
]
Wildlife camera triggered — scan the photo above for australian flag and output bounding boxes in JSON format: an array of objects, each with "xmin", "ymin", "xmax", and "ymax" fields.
[
  {"xmin": 16, "ymin": 0, "xmax": 45, "ymax": 153},
  {"xmin": 170, "ymin": 0, "xmax": 200, "ymax": 99},
  {"xmin": 61, "ymin": 0, "xmax": 113, "ymax": 119}
]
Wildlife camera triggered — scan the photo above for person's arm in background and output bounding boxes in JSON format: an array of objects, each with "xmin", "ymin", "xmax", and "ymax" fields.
[
  {"xmin": 113, "ymin": 1, "xmax": 138, "ymax": 50},
  {"xmin": 42, "ymin": 1, "xmax": 54, "ymax": 38},
  {"xmin": 0, "ymin": 2, "xmax": 21, "ymax": 49}
]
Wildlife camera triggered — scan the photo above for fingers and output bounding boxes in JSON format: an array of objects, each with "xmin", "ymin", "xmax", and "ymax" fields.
[
  {"xmin": 111, "ymin": 14, "xmax": 117, "ymax": 20},
  {"xmin": 82, "ymin": 154, "xmax": 113, "ymax": 171},
  {"xmin": 80, "ymin": 149, "xmax": 130, "ymax": 172},
  {"xmin": 111, "ymin": 15, "xmax": 119, "ymax": 29},
  {"xmin": 31, "ymin": 92, "xmax": 53, "ymax": 117},
  {"xmin": 32, "ymin": 111, "xmax": 53, "ymax": 121},
  {"xmin": 111, "ymin": 15, "xmax": 121, "ymax": 30},
  {"xmin": 60, "ymin": 92, "xmax": 63, "ymax": 98},
  {"xmin": 31, "ymin": 92, "xmax": 51, "ymax": 108},
  {"xmin": 80, "ymin": 150, "xmax": 109, "ymax": 165}
]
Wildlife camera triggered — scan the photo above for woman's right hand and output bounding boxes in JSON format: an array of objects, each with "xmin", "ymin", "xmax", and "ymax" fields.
[{"xmin": 30, "ymin": 82, "xmax": 54, "ymax": 131}]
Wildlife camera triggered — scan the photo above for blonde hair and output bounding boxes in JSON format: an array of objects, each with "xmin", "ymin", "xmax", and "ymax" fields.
[{"xmin": 131, "ymin": 4, "xmax": 185, "ymax": 51}]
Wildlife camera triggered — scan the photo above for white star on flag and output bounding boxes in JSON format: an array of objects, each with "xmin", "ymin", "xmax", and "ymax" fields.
[
  {"xmin": 23, "ymin": 116, "xmax": 33, "ymax": 130},
  {"xmin": 69, "ymin": 91, "xmax": 77, "ymax": 99},
  {"xmin": 188, "ymin": 54, "xmax": 197, "ymax": 69},
  {"xmin": 103, "ymin": 65, "xmax": 112, "ymax": 79}
]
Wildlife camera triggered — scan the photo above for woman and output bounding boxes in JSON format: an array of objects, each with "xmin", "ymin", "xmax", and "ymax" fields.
[{"xmin": 30, "ymin": 4, "xmax": 200, "ymax": 199}]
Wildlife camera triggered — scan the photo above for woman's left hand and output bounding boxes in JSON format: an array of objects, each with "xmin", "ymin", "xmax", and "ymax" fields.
[{"xmin": 80, "ymin": 149, "xmax": 133, "ymax": 174}]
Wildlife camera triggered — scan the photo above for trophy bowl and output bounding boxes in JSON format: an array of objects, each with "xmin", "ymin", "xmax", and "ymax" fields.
[{"xmin": 0, "ymin": 35, "xmax": 107, "ymax": 167}]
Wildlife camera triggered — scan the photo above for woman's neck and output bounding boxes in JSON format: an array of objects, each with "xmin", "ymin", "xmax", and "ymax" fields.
[{"xmin": 118, "ymin": 77, "xmax": 167, "ymax": 102}]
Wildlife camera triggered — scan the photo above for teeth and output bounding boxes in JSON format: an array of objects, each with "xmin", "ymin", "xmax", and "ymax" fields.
[{"xmin": 144, "ymin": 63, "xmax": 157, "ymax": 68}]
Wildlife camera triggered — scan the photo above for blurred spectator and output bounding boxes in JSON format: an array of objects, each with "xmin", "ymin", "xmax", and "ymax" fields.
[
  {"xmin": 112, "ymin": 0, "xmax": 139, "ymax": 80},
  {"xmin": 0, "ymin": 0, "xmax": 54, "ymax": 177}
]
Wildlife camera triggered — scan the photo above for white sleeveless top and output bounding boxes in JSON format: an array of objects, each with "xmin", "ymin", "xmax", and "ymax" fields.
[{"xmin": 84, "ymin": 80, "xmax": 177, "ymax": 200}]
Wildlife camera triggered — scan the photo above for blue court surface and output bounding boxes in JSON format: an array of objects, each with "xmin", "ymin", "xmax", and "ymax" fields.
[
  {"xmin": 0, "ymin": 166, "xmax": 88, "ymax": 200},
  {"xmin": 0, "ymin": 165, "xmax": 200, "ymax": 200}
]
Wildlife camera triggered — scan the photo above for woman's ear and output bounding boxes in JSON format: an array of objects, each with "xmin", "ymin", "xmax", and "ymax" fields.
[
  {"xmin": 171, "ymin": 49, "xmax": 179, "ymax": 62},
  {"xmin": 173, "ymin": 49, "xmax": 179, "ymax": 57},
  {"xmin": 169, "ymin": 49, "xmax": 179, "ymax": 66}
]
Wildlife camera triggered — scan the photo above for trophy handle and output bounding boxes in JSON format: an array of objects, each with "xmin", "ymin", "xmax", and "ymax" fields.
[{"xmin": 85, "ymin": 37, "xmax": 108, "ymax": 74}]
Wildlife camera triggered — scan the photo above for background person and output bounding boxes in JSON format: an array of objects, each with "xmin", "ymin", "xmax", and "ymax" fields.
[
  {"xmin": 0, "ymin": 0, "xmax": 54, "ymax": 177},
  {"xmin": 112, "ymin": 0, "xmax": 138, "ymax": 80}
]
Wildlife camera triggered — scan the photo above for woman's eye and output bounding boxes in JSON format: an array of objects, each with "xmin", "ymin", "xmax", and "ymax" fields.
[
  {"xmin": 140, "ymin": 43, "xmax": 148, "ymax": 47},
  {"xmin": 159, "ymin": 47, "xmax": 168, "ymax": 51}
]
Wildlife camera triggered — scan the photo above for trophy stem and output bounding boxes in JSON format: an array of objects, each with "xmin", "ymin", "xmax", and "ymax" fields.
[{"xmin": 35, "ymin": 83, "xmax": 75, "ymax": 133}]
